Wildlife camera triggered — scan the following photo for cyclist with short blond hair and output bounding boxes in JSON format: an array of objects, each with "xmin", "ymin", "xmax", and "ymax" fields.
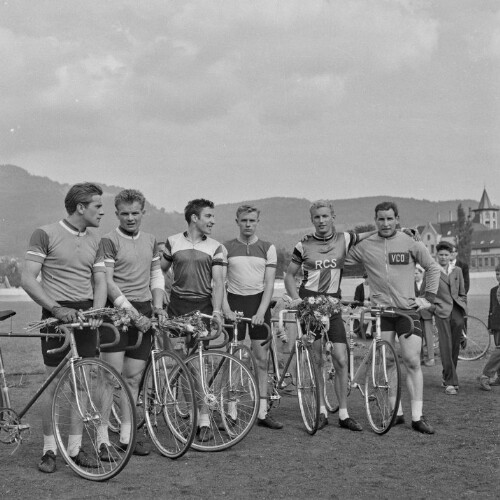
[
  {"xmin": 223, "ymin": 205, "xmax": 282, "ymax": 429},
  {"xmin": 98, "ymin": 189, "xmax": 166, "ymax": 457}
]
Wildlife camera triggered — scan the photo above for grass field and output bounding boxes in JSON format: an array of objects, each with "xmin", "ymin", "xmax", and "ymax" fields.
[{"xmin": 0, "ymin": 296, "xmax": 498, "ymax": 499}]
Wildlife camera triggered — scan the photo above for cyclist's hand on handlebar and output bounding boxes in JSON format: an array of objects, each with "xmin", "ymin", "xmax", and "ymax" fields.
[
  {"xmin": 289, "ymin": 298, "xmax": 302, "ymax": 308},
  {"xmin": 87, "ymin": 312, "xmax": 103, "ymax": 330},
  {"xmin": 153, "ymin": 306, "xmax": 169, "ymax": 326},
  {"xmin": 415, "ymin": 297, "xmax": 432, "ymax": 311},
  {"xmin": 251, "ymin": 311, "xmax": 265, "ymax": 326},
  {"xmin": 223, "ymin": 308, "xmax": 237, "ymax": 322},
  {"xmin": 211, "ymin": 312, "xmax": 223, "ymax": 333},
  {"xmin": 52, "ymin": 306, "xmax": 84, "ymax": 324},
  {"xmin": 130, "ymin": 312, "xmax": 151, "ymax": 333}
]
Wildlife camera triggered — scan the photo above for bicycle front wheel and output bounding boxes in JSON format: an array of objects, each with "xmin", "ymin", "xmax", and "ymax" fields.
[
  {"xmin": 296, "ymin": 343, "xmax": 320, "ymax": 435},
  {"xmin": 185, "ymin": 350, "xmax": 259, "ymax": 452},
  {"xmin": 458, "ymin": 315, "xmax": 491, "ymax": 361},
  {"xmin": 364, "ymin": 340, "xmax": 401, "ymax": 435},
  {"xmin": 52, "ymin": 359, "xmax": 136, "ymax": 481},
  {"xmin": 143, "ymin": 350, "xmax": 197, "ymax": 459}
]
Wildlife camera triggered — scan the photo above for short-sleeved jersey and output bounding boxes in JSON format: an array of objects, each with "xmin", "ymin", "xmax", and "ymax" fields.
[
  {"xmin": 163, "ymin": 232, "xmax": 225, "ymax": 300},
  {"xmin": 223, "ymin": 236, "xmax": 277, "ymax": 296},
  {"xmin": 98, "ymin": 228, "xmax": 160, "ymax": 302},
  {"xmin": 292, "ymin": 232, "xmax": 358, "ymax": 297},
  {"xmin": 25, "ymin": 220, "xmax": 105, "ymax": 302}
]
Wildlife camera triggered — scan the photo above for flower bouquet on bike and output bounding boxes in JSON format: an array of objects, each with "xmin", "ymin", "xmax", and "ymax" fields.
[{"xmin": 296, "ymin": 295, "xmax": 341, "ymax": 342}]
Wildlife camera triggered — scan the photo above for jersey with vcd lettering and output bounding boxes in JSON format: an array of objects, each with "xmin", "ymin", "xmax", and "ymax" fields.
[
  {"xmin": 346, "ymin": 231, "xmax": 439, "ymax": 310},
  {"xmin": 291, "ymin": 232, "xmax": 360, "ymax": 297}
]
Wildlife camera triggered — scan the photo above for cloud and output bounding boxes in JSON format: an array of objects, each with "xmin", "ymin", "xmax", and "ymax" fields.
[{"xmin": 0, "ymin": 0, "xmax": 440, "ymax": 143}]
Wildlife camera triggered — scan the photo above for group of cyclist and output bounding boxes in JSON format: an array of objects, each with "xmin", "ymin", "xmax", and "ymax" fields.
[{"xmin": 21, "ymin": 182, "xmax": 441, "ymax": 475}]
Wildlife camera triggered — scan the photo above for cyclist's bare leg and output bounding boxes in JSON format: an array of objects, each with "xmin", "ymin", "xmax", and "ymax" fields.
[
  {"xmin": 398, "ymin": 333, "xmax": 424, "ymax": 420},
  {"xmin": 121, "ymin": 357, "xmax": 147, "ymax": 443},
  {"xmin": 100, "ymin": 351, "xmax": 128, "ymax": 443},
  {"xmin": 331, "ymin": 342, "xmax": 349, "ymax": 414},
  {"xmin": 382, "ymin": 330, "xmax": 424, "ymax": 420},
  {"xmin": 41, "ymin": 365, "xmax": 59, "ymax": 454},
  {"xmin": 381, "ymin": 331, "xmax": 403, "ymax": 416},
  {"xmin": 251, "ymin": 338, "xmax": 270, "ymax": 418}
]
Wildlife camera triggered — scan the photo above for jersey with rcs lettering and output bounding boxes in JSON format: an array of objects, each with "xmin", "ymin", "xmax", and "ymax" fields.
[
  {"xmin": 346, "ymin": 231, "xmax": 440, "ymax": 310},
  {"xmin": 291, "ymin": 232, "xmax": 359, "ymax": 296}
]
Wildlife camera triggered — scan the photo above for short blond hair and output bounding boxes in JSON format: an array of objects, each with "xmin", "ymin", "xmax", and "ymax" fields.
[{"xmin": 310, "ymin": 200, "xmax": 334, "ymax": 216}]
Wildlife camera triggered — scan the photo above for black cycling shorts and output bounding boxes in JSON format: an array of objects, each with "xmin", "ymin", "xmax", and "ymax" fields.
[
  {"xmin": 380, "ymin": 310, "xmax": 423, "ymax": 338},
  {"xmin": 100, "ymin": 301, "xmax": 153, "ymax": 361},
  {"xmin": 227, "ymin": 292, "xmax": 271, "ymax": 341},
  {"xmin": 40, "ymin": 300, "xmax": 98, "ymax": 367}
]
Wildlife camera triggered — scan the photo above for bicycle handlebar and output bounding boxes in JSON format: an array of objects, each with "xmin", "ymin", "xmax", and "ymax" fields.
[
  {"xmin": 46, "ymin": 322, "xmax": 121, "ymax": 354},
  {"xmin": 225, "ymin": 314, "xmax": 272, "ymax": 347}
]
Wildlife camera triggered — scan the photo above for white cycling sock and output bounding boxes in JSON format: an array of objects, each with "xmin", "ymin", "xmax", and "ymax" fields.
[
  {"xmin": 339, "ymin": 408, "xmax": 349, "ymax": 420},
  {"xmin": 198, "ymin": 413, "xmax": 210, "ymax": 428},
  {"xmin": 43, "ymin": 434, "xmax": 57, "ymax": 455},
  {"xmin": 97, "ymin": 424, "xmax": 110, "ymax": 447},
  {"xmin": 67, "ymin": 435, "xmax": 82, "ymax": 457},
  {"xmin": 320, "ymin": 405, "xmax": 328, "ymax": 417},
  {"xmin": 120, "ymin": 422, "xmax": 132, "ymax": 445},
  {"xmin": 258, "ymin": 399, "xmax": 267, "ymax": 419},
  {"xmin": 411, "ymin": 400, "xmax": 423, "ymax": 421}
]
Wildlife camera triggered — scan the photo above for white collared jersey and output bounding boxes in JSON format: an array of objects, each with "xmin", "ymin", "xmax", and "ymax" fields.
[
  {"xmin": 163, "ymin": 232, "xmax": 225, "ymax": 300},
  {"xmin": 98, "ymin": 228, "xmax": 160, "ymax": 302},
  {"xmin": 291, "ymin": 231, "xmax": 358, "ymax": 296},
  {"xmin": 25, "ymin": 220, "xmax": 105, "ymax": 302},
  {"xmin": 223, "ymin": 237, "xmax": 277, "ymax": 296}
]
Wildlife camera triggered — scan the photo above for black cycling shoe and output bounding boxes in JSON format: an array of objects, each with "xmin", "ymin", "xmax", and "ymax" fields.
[{"xmin": 339, "ymin": 417, "xmax": 362, "ymax": 431}]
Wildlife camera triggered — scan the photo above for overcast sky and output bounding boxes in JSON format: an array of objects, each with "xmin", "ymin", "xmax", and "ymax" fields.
[{"xmin": 1, "ymin": 0, "xmax": 499, "ymax": 211}]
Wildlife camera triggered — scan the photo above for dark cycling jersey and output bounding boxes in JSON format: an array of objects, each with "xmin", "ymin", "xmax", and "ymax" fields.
[
  {"xmin": 162, "ymin": 232, "xmax": 225, "ymax": 300},
  {"xmin": 291, "ymin": 232, "xmax": 359, "ymax": 297}
]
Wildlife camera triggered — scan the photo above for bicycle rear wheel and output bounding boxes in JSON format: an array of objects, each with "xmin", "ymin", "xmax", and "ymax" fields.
[
  {"xmin": 143, "ymin": 350, "xmax": 197, "ymax": 459},
  {"xmin": 364, "ymin": 340, "xmax": 401, "ymax": 435},
  {"xmin": 185, "ymin": 350, "xmax": 259, "ymax": 451},
  {"xmin": 458, "ymin": 315, "xmax": 491, "ymax": 361},
  {"xmin": 52, "ymin": 359, "xmax": 136, "ymax": 481},
  {"xmin": 296, "ymin": 343, "xmax": 320, "ymax": 435}
]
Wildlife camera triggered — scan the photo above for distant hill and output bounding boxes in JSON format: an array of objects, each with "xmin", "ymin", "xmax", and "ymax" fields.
[{"xmin": 0, "ymin": 164, "xmax": 479, "ymax": 257}]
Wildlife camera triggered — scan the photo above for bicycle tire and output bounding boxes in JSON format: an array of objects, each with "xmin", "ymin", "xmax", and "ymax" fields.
[
  {"xmin": 364, "ymin": 340, "xmax": 401, "ymax": 435},
  {"xmin": 322, "ymin": 342, "xmax": 339, "ymax": 413},
  {"xmin": 52, "ymin": 359, "xmax": 136, "ymax": 481},
  {"xmin": 296, "ymin": 343, "xmax": 320, "ymax": 435},
  {"xmin": 184, "ymin": 350, "xmax": 259, "ymax": 452},
  {"xmin": 458, "ymin": 315, "xmax": 491, "ymax": 361},
  {"xmin": 143, "ymin": 350, "xmax": 197, "ymax": 459}
]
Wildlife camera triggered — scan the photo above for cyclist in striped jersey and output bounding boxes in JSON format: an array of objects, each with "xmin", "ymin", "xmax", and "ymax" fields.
[{"xmin": 284, "ymin": 200, "xmax": 377, "ymax": 432}]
